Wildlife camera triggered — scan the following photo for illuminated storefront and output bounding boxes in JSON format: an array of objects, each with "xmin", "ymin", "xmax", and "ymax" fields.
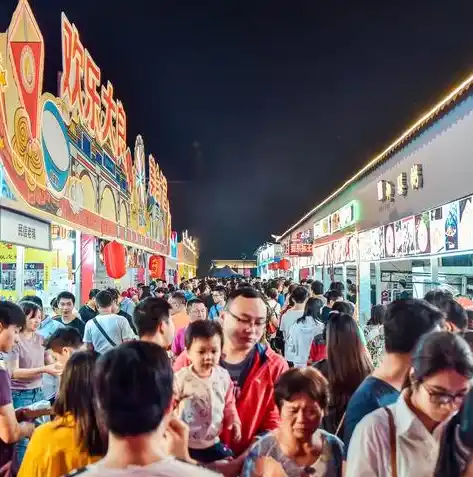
[
  {"xmin": 178, "ymin": 231, "xmax": 198, "ymax": 280},
  {"xmin": 278, "ymin": 68, "xmax": 473, "ymax": 323},
  {"xmin": 0, "ymin": 1, "xmax": 173, "ymax": 304}
]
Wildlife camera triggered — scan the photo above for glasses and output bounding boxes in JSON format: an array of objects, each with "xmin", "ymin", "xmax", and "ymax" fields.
[
  {"xmin": 421, "ymin": 383, "xmax": 468, "ymax": 406},
  {"xmin": 226, "ymin": 309, "xmax": 266, "ymax": 328}
]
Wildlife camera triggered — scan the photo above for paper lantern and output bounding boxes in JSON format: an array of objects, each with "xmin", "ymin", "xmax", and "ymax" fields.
[
  {"xmin": 149, "ymin": 255, "xmax": 165, "ymax": 279},
  {"xmin": 278, "ymin": 259, "xmax": 291, "ymax": 271},
  {"xmin": 103, "ymin": 241, "xmax": 127, "ymax": 279}
]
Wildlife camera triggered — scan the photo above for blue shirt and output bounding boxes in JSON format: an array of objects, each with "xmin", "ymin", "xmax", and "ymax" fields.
[
  {"xmin": 184, "ymin": 291, "xmax": 195, "ymax": 302},
  {"xmin": 277, "ymin": 294, "xmax": 285, "ymax": 307},
  {"xmin": 343, "ymin": 376, "xmax": 400, "ymax": 455},
  {"xmin": 209, "ymin": 303, "xmax": 223, "ymax": 320}
]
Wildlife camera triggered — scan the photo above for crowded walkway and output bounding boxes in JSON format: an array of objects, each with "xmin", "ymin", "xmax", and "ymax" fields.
[{"xmin": 0, "ymin": 278, "xmax": 470, "ymax": 476}]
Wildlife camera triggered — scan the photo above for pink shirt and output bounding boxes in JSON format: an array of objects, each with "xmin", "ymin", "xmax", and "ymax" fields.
[
  {"xmin": 171, "ymin": 327, "xmax": 186, "ymax": 356},
  {"xmin": 174, "ymin": 365, "xmax": 240, "ymax": 449}
]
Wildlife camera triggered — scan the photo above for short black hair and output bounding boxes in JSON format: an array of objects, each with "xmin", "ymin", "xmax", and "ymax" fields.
[
  {"xmin": 186, "ymin": 298, "xmax": 204, "ymax": 312},
  {"xmin": 226, "ymin": 287, "xmax": 264, "ymax": 309},
  {"xmin": 399, "ymin": 279, "xmax": 407, "ymax": 288},
  {"xmin": 45, "ymin": 327, "xmax": 82, "ymax": 352},
  {"xmin": 185, "ymin": 320, "xmax": 224, "ymax": 350},
  {"xmin": 57, "ymin": 291, "xmax": 76, "ymax": 305},
  {"xmin": 369, "ymin": 304, "xmax": 386, "ymax": 326},
  {"xmin": 89, "ymin": 289, "xmax": 100, "ymax": 300},
  {"xmin": 50, "ymin": 298, "xmax": 58, "ymax": 309},
  {"xmin": 326, "ymin": 289, "xmax": 343, "ymax": 302},
  {"xmin": 0, "ymin": 302, "xmax": 25, "ymax": 329},
  {"xmin": 213, "ymin": 285, "xmax": 226, "ymax": 296},
  {"xmin": 95, "ymin": 291, "xmax": 113, "ymax": 309},
  {"xmin": 384, "ymin": 299, "xmax": 444, "ymax": 354},
  {"xmin": 311, "ymin": 280, "xmax": 324, "ymax": 296},
  {"xmin": 291, "ymin": 286, "xmax": 309, "ymax": 304},
  {"xmin": 94, "ymin": 341, "xmax": 173, "ymax": 436},
  {"xmin": 133, "ymin": 297, "xmax": 171, "ymax": 338},
  {"xmin": 412, "ymin": 331, "xmax": 473, "ymax": 382},
  {"xmin": 106, "ymin": 288, "xmax": 120, "ymax": 302},
  {"xmin": 170, "ymin": 291, "xmax": 186, "ymax": 306},
  {"xmin": 329, "ymin": 281, "xmax": 345, "ymax": 293},
  {"xmin": 424, "ymin": 289, "xmax": 454, "ymax": 309},
  {"xmin": 443, "ymin": 298, "xmax": 468, "ymax": 331},
  {"xmin": 19, "ymin": 295, "xmax": 43, "ymax": 309},
  {"xmin": 274, "ymin": 368, "xmax": 328, "ymax": 411}
]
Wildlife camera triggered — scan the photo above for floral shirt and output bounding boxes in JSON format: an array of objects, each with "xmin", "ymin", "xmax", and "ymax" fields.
[
  {"xmin": 363, "ymin": 325, "xmax": 385, "ymax": 368},
  {"xmin": 242, "ymin": 429, "xmax": 344, "ymax": 477}
]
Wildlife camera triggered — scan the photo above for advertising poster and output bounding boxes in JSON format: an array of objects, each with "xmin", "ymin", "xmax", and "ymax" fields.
[
  {"xmin": 430, "ymin": 207, "xmax": 446, "ymax": 254},
  {"xmin": 459, "ymin": 196, "xmax": 473, "ymax": 251},
  {"xmin": 378, "ymin": 227, "xmax": 385, "ymax": 259},
  {"xmin": 415, "ymin": 212, "xmax": 431, "ymax": 254},
  {"xmin": 444, "ymin": 201, "xmax": 459, "ymax": 252},
  {"xmin": 395, "ymin": 221, "xmax": 404, "ymax": 257},
  {"xmin": 384, "ymin": 223, "xmax": 395, "ymax": 258},
  {"xmin": 402, "ymin": 217, "xmax": 415, "ymax": 256}
]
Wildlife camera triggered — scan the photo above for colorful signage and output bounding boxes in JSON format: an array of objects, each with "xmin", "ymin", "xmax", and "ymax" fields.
[
  {"xmin": 314, "ymin": 201, "xmax": 357, "ymax": 238},
  {"xmin": 289, "ymin": 229, "xmax": 313, "ymax": 256},
  {"xmin": 0, "ymin": 1, "xmax": 171, "ymax": 255}
]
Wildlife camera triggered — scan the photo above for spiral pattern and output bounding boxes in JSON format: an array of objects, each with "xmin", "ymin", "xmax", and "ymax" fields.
[{"xmin": 11, "ymin": 108, "xmax": 45, "ymax": 191}]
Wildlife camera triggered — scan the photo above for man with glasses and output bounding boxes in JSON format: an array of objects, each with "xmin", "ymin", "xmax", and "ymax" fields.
[
  {"xmin": 209, "ymin": 286, "xmax": 226, "ymax": 321},
  {"xmin": 174, "ymin": 287, "xmax": 288, "ymax": 457}
]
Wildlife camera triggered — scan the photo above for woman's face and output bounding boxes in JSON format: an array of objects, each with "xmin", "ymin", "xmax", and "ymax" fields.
[
  {"xmin": 280, "ymin": 392, "xmax": 324, "ymax": 441},
  {"xmin": 413, "ymin": 369, "xmax": 471, "ymax": 424},
  {"xmin": 25, "ymin": 309, "xmax": 41, "ymax": 332}
]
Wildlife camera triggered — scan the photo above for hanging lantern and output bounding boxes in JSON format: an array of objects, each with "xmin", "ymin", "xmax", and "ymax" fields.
[
  {"xmin": 103, "ymin": 241, "xmax": 127, "ymax": 279},
  {"xmin": 269, "ymin": 262, "xmax": 277, "ymax": 271},
  {"xmin": 149, "ymin": 255, "xmax": 165, "ymax": 279},
  {"xmin": 278, "ymin": 258, "xmax": 291, "ymax": 271}
]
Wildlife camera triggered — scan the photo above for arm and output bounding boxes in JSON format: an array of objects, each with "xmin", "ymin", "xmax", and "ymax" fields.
[
  {"xmin": 119, "ymin": 317, "xmax": 136, "ymax": 342},
  {"xmin": 223, "ymin": 379, "xmax": 241, "ymax": 428},
  {"xmin": 0, "ymin": 403, "xmax": 34, "ymax": 444},
  {"xmin": 9, "ymin": 356, "xmax": 53, "ymax": 380}
]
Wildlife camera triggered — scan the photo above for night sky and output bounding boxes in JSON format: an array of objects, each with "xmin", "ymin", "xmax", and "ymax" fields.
[{"xmin": 2, "ymin": 0, "xmax": 473, "ymax": 273}]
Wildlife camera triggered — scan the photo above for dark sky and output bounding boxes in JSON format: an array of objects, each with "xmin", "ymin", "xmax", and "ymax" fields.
[{"xmin": 2, "ymin": 1, "xmax": 473, "ymax": 272}]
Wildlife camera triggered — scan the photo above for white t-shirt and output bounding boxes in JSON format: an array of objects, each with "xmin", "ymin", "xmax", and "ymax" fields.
[
  {"xmin": 286, "ymin": 317, "xmax": 324, "ymax": 366},
  {"xmin": 83, "ymin": 314, "xmax": 136, "ymax": 354},
  {"xmin": 67, "ymin": 457, "xmax": 222, "ymax": 476}
]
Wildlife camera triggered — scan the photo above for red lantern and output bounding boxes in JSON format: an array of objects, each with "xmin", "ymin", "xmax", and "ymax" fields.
[
  {"xmin": 103, "ymin": 241, "xmax": 127, "ymax": 279},
  {"xmin": 270, "ymin": 262, "xmax": 278, "ymax": 271},
  {"xmin": 278, "ymin": 259, "xmax": 291, "ymax": 271},
  {"xmin": 149, "ymin": 255, "xmax": 165, "ymax": 279}
]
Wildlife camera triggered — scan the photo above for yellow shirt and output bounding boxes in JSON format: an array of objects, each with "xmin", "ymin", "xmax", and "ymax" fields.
[{"xmin": 18, "ymin": 413, "xmax": 102, "ymax": 477}]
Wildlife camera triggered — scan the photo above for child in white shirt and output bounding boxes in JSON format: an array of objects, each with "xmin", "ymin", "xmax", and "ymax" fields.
[{"xmin": 174, "ymin": 320, "xmax": 241, "ymax": 463}]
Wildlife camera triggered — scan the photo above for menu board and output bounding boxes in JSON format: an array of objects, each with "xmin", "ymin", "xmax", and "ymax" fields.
[
  {"xmin": 415, "ymin": 212, "xmax": 431, "ymax": 254},
  {"xmin": 430, "ymin": 206, "xmax": 446, "ymax": 254},
  {"xmin": 459, "ymin": 196, "xmax": 473, "ymax": 251}
]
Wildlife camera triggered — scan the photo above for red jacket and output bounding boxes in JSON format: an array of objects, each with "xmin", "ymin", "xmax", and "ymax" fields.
[{"xmin": 173, "ymin": 344, "xmax": 288, "ymax": 455}]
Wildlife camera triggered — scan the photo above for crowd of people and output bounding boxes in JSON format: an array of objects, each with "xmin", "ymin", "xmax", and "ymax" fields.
[{"xmin": 0, "ymin": 276, "xmax": 471, "ymax": 476}]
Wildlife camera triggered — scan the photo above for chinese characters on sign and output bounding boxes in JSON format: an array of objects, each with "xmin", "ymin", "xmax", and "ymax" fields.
[
  {"xmin": 60, "ymin": 14, "xmax": 127, "ymax": 162},
  {"xmin": 17, "ymin": 224, "xmax": 36, "ymax": 240},
  {"xmin": 378, "ymin": 164, "xmax": 424, "ymax": 202},
  {"xmin": 289, "ymin": 229, "xmax": 314, "ymax": 256}
]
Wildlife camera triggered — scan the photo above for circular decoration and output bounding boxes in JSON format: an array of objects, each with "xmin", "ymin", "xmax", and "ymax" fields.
[
  {"xmin": 20, "ymin": 45, "xmax": 36, "ymax": 94},
  {"xmin": 41, "ymin": 100, "xmax": 71, "ymax": 198}
]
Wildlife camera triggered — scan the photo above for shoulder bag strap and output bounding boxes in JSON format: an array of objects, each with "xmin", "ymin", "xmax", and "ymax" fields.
[
  {"xmin": 92, "ymin": 317, "xmax": 117, "ymax": 347},
  {"xmin": 385, "ymin": 407, "xmax": 398, "ymax": 477},
  {"xmin": 335, "ymin": 411, "xmax": 346, "ymax": 437}
]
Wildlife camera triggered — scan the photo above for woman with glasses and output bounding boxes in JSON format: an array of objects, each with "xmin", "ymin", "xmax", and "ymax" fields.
[{"xmin": 346, "ymin": 331, "xmax": 473, "ymax": 477}]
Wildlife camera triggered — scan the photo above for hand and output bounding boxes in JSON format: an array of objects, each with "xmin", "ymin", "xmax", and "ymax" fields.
[
  {"xmin": 162, "ymin": 417, "xmax": 194, "ymax": 464},
  {"xmin": 210, "ymin": 451, "xmax": 248, "ymax": 477},
  {"xmin": 20, "ymin": 421, "xmax": 35, "ymax": 438},
  {"xmin": 43, "ymin": 362, "xmax": 63, "ymax": 376},
  {"xmin": 231, "ymin": 422, "xmax": 241, "ymax": 442}
]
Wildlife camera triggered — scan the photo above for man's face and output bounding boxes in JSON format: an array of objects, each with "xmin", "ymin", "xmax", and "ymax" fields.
[
  {"xmin": 221, "ymin": 296, "xmax": 266, "ymax": 351},
  {"xmin": 0, "ymin": 324, "xmax": 20, "ymax": 353},
  {"xmin": 189, "ymin": 303, "xmax": 207, "ymax": 323},
  {"xmin": 58, "ymin": 298, "xmax": 74, "ymax": 317},
  {"xmin": 212, "ymin": 291, "xmax": 224, "ymax": 305},
  {"xmin": 168, "ymin": 298, "xmax": 181, "ymax": 315}
]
